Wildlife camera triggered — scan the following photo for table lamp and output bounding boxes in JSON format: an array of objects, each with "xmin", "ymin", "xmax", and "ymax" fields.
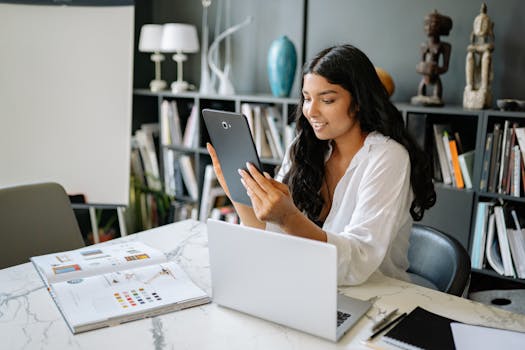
[
  {"xmin": 139, "ymin": 24, "xmax": 167, "ymax": 92},
  {"xmin": 161, "ymin": 23, "xmax": 199, "ymax": 93}
]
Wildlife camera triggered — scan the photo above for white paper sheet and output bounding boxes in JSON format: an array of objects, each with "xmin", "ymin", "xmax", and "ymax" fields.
[{"xmin": 451, "ymin": 322, "xmax": 525, "ymax": 350}]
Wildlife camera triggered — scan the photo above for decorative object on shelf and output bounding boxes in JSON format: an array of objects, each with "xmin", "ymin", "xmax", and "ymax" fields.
[
  {"xmin": 267, "ymin": 36, "xmax": 297, "ymax": 98},
  {"xmin": 161, "ymin": 23, "xmax": 199, "ymax": 93},
  {"xmin": 411, "ymin": 10, "xmax": 452, "ymax": 107},
  {"xmin": 212, "ymin": 0, "xmax": 233, "ymax": 94},
  {"xmin": 208, "ymin": 16, "xmax": 253, "ymax": 95},
  {"xmin": 463, "ymin": 3, "xmax": 495, "ymax": 110},
  {"xmin": 496, "ymin": 99, "xmax": 525, "ymax": 111},
  {"xmin": 138, "ymin": 24, "xmax": 167, "ymax": 92},
  {"xmin": 375, "ymin": 67, "xmax": 395, "ymax": 97},
  {"xmin": 199, "ymin": 0, "xmax": 215, "ymax": 94}
]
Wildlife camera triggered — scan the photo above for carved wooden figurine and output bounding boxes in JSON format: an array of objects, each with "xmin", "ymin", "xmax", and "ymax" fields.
[
  {"xmin": 463, "ymin": 3, "xmax": 495, "ymax": 109},
  {"xmin": 411, "ymin": 10, "xmax": 453, "ymax": 107}
]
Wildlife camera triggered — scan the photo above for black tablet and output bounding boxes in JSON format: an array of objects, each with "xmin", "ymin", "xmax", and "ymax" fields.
[{"xmin": 202, "ymin": 109, "xmax": 262, "ymax": 206}]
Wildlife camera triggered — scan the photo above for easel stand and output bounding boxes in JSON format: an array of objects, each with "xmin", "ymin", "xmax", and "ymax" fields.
[{"xmin": 71, "ymin": 203, "xmax": 127, "ymax": 244}]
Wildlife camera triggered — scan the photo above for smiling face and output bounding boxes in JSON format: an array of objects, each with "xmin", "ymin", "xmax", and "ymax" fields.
[{"xmin": 301, "ymin": 73, "xmax": 359, "ymax": 142}]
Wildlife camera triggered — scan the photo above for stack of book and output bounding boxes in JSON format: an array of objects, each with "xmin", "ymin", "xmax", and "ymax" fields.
[
  {"xmin": 480, "ymin": 121, "xmax": 525, "ymax": 197},
  {"xmin": 471, "ymin": 201, "xmax": 525, "ymax": 279},
  {"xmin": 432, "ymin": 124, "xmax": 474, "ymax": 189},
  {"xmin": 159, "ymin": 100, "xmax": 199, "ymax": 200}
]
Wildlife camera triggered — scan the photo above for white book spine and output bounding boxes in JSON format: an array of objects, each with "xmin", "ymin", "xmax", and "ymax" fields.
[
  {"xmin": 458, "ymin": 154, "xmax": 472, "ymax": 189},
  {"xmin": 485, "ymin": 213, "xmax": 504, "ymax": 275},
  {"xmin": 442, "ymin": 134, "xmax": 456, "ymax": 187},
  {"xmin": 494, "ymin": 206, "xmax": 516, "ymax": 277},
  {"xmin": 498, "ymin": 121, "xmax": 510, "ymax": 193},
  {"xmin": 433, "ymin": 125, "xmax": 452, "ymax": 185},
  {"xmin": 512, "ymin": 146, "xmax": 521, "ymax": 197}
]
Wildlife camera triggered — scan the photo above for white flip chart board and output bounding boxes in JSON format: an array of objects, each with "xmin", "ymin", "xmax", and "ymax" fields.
[{"xmin": 0, "ymin": 1, "xmax": 134, "ymax": 205}]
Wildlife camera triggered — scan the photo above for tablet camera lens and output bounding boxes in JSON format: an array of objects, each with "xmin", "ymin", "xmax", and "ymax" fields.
[{"xmin": 221, "ymin": 121, "xmax": 230, "ymax": 129}]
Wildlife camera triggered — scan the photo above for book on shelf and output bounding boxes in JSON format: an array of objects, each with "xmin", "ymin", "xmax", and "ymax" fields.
[
  {"xmin": 515, "ymin": 127, "xmax": 525, "ymax": 163},
  {"xmin": 502, "ymin": 123, "xmax": 518, "ymax": 195},
  {"xmin": 507, "ymin": 145, "xmax": 521, "ymax": 197},
  {"xmin": 166, "ymin": 100, "xmax": 183, "ymax": 146},
  {"xmin": 471, "ymin": 201, "xmax": 493, "ymax": 269},
  {"xmin": 182, "ymin": 104, "xmax": 199, "ymax": 148},
  {"xmin": 432, "ymin": 124, "xmax": 452, "ymax": 185},
  {"xmin": 507, "ymin": 228, "xmax": 525, "ymax": 279},
  {"xmin": 178, "ymin": 154, "xmax": 199, "ymax": 200},
  {"xmin": 488, "ymin": 123, "xmax": 502, "ymax": 193},
  {"xmin": 159, "ymin": 101, "xmax": 177, "ymax": 196},
  {"xmin": 493, "ymin": 206, "xmax": 516, "ymax": 277},
  {"xmin": 252, "ymin": 104, "xmax": 273, "ymax": 158},
  {"xmin": 382, "ymin": 306, "xmax": 459, "ymax": 350},
  {"xmin": 199, "ymin": 164, "xmax": 228, "ymax": 222},
  {"xmin": 134, "ymin": 124, "xmax": 162, "ymax": 191},
  {"xmin": 480, "ymin": 132, "xmax": 493, "ymax": 192},
  {"xmin": 263, "ymin": 105, "xmax": 285, "ymax": 159},
  {"xmin": 241, "ymin": 102, "xmax": 255, "ymax": 138},
  {"xmin": 447, "ymin": 135, "xmax": 465, "ymax": 189},
  {"xmin": 498, "ymin": 120, "xmax": 511, "ymax": 194},
  {"xmin": 458, "ymin": 150, "xmax": 475, "ymax": 189},
  {"xmin": 130, "ymin": 139, "xmax": 146, "ymax": 187},
  {"xmin": 441, "ymin": 131, "xmax": 461, "ymax": 188},
  {"xmin": 514, "ymin": 126, "xmax": 525, "ymax": 196},
  {"xmin": 485, "ymin": 211, "xmax": 504, "ymax": 275},
  {"xmin": 31, "ymin": 241, "xmax": 210, "ymax": 334}
]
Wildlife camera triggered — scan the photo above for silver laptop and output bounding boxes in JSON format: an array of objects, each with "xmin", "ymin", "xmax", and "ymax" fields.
[{"xmin": 207, "ymin": 219, "xmax": 372, "ymax": 342}]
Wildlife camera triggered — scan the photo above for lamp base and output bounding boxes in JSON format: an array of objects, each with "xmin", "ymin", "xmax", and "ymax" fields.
[
  {"xmin": 171, "ymin": 80, "xmax": 190, "ymax": 93},
  {"xmin": 150, "ymin": 79, "xmax": 167, "ymax": 92}
]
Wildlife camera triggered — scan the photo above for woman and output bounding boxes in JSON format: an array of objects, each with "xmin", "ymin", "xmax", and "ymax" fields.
[{"xmin": 207, "ymin": 44, "xmax": 435, "ymax": 285}]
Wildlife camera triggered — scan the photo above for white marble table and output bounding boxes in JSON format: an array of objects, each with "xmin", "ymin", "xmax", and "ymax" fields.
[{"xmin": 1, "ymin": 219, "xmax": 525, "ymax": 350}]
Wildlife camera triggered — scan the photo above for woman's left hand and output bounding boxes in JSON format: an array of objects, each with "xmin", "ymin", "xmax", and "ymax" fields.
[{"xmin": 238, "ymin": 162, "xmax": 301, "ymax": 225}]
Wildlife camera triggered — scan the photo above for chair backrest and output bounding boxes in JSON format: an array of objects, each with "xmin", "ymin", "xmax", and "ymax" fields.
[
  {"xmin": 407, "ymin": 224, "xmax": 471, "ymax": 296},
  {"xmin": 0, "ymin": 182, "xmax": 85, "ymax": 269}
]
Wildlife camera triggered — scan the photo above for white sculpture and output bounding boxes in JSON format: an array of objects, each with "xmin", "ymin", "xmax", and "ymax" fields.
[
  {"xmin": 207, "ymin": 16, "xmax": 252, "ymax": 95},
  {"xmin": 199, "ymin": 0, "xmax": 214, "ymax": 94}
]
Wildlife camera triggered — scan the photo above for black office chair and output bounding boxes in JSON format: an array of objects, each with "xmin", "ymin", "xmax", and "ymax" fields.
[
  {"xmin": 407, "ymin": 224, "xmax": 471, "ymax": 297},
  {"xmin": 0, "ymin": 182, "xmax": 85, "ymax": 269}
]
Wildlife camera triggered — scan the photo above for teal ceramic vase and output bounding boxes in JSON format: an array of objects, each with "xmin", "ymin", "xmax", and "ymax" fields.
[{"xmin": 267, "ymin": 36, "xmax": 297, "ymax": 97}]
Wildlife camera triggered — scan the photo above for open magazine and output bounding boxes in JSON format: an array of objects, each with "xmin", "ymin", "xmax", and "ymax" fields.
[{"xmin": 31, "ymin": 241, "xmax": 210, "ymax": 334}]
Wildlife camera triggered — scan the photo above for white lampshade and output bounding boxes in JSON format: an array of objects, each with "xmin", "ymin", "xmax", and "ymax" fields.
[
  {"xmin": 139, "ymin": 24, "xmax": 164, "ymax": 52},
  {"xmin": 161, "ymin": 23, "xmax": 199, "ymax": 53}
]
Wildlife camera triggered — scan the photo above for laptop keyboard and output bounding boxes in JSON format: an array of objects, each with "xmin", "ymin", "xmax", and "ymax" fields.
[{"xmin": 337, "ymin": 310, "xmax": 351, "ymax": 327}]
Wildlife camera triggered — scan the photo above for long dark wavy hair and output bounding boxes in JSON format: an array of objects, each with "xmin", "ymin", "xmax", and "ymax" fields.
[{"xmin": 282, "ymin": 44, "xmax": 436, "ymax": 221}]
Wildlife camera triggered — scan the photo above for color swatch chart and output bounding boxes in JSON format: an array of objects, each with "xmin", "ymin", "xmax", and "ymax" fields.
[{"xmin": 114, "ymin": 288, "xmax": 162, "ymax": 309}]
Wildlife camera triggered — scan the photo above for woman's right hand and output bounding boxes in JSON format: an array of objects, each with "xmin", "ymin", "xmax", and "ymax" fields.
[{"xmin": 206, "ymin": 143, "xmax": 232, "ymax": 200}]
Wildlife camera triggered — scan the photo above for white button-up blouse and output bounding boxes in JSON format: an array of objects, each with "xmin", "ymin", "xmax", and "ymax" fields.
[{"xmin": 266, "ymin": 131, "xmax": 413, "ymax": 286}]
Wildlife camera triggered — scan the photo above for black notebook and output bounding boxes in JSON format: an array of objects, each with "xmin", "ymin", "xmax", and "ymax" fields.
[{"xmin": 382, "ymin": 306, "xmax": 460, "ymax": 350}]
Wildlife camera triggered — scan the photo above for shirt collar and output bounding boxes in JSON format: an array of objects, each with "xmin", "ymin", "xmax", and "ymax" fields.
[{"xmin": 324, "ymin": 131, "xmax": 390, "ymax": 170}]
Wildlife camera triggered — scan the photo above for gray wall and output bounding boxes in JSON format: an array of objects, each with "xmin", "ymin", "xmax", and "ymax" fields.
[
  {"xmin": 306, "ymin": 0, "xmax": 524, "ymax": 106},
  {"xmin": 136, "ymin": 0, "xmax": 304, "ymax": 96},
  {"xmin": 139, "ymin": 0, "xmax": 524, "ymax": 106}
]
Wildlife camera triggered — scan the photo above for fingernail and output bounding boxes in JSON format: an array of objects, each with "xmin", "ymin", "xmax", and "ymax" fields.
[
  {"xmin": 263, "ymin": 172, "xmax": 271, "ymax": 178},
  {"xmin": 238, "ymin": 169, "xmax": 243, "ymax": 175},
  {"xmin": 246, "ymin": 162, "xmax": 251, "ymax": 169}
]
